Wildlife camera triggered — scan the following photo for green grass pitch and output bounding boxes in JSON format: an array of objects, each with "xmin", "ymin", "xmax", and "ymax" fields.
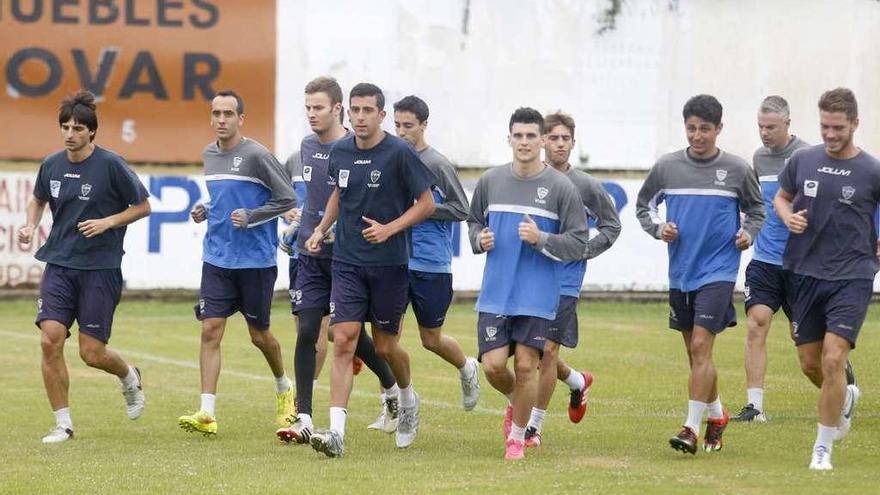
[{"xmin": 1, "ymin": 299, "xmax": 878, "ymax": 494}]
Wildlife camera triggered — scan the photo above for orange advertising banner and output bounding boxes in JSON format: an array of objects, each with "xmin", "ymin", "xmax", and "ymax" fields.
[{"xmin": 0, "ymin": 0, "xmax": 275, "ymax": 163}]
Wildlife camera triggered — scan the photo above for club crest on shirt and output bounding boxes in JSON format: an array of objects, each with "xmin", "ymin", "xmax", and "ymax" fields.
[
  {"xmin": 535, "ymin": 186, "xmax": 548, "ymax": 204},
  {"xmin": 338, "ymin": 170, "xmax": 350, "ymax": 188},
  {"xmin": 368, "ymin": 170, "xmax": 381, "ymax": 188},
  {"xmin": 840, "ymin": 185, "xmax": 855, "ymax": 204},
  {"xmin": 302, "ymin": 166, "xmax": 312, "ymax": 182},
  {"xmin": 50, "ymin": 180, "xmax": 61, "ymax": 198},
  {"xmin": 78, "ymin": 183, "xmax": 92, "ymax": 200},
  {"xmin": 714, "ymin": 169, "xmax": 728, "ymax": 186},
  {"xmin": 232, "ymin": 156, "xmax": 243, "ymax": 171}
]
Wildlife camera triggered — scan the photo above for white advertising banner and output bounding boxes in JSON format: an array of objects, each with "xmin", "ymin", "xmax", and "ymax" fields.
[{"xmin": 4, "ymin": 171, "xmax": 874, "ymax": 292}]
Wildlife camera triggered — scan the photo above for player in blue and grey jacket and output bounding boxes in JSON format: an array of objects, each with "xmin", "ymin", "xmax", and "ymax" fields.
[
  {"xmin": 393, "ymin": 95, "xmax": 481, "ymax": 413},
  {"xmin": 732, "ymin": 96, "xmax": 809, "ymax": 424},
  {"xmin": 178, "ymin": 90, "xmax": 297, "ymax": 437},
  {"xmin": 468, "ymin": 107, "xmax": 589, "ymax": 461},
  {"xmin": 636, "ymin": 95, "xmax": 764, "ymax": 456},
  {"xmin": 525, "ymin": 111, "xmax": 621, "ymax": 447}
]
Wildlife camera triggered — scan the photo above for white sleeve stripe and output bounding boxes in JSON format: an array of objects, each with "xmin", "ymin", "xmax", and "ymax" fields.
[
  {"xmin": 206, "ymin": 174, "xmax": 269, "ymax": 190},
  {"xmin": 247, "ymin": 213, "xmax": 283, "ymax": 228},
  {"xmin": 487, "ymin": 204, "xmax": 559, "ymax": 220},
  {"xmin": 663, "ymin": 188, "xmax": 738, "ymax": 198},
  {"xmin": 540, "ymin": 248, "xmax": 562, "ymax": 261},
  {"xmin": 647, "ymin": 191, "xmax": 664, "ymax": 225},
  {"xmin": 758, "ymin": 175, "xmax": 778, "ymax": 182}
]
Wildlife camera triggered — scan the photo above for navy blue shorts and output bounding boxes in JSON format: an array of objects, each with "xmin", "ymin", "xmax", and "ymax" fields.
[
  {"xmin": 476, "ymin": 312, "xmax": 548, "ymax": 361},
  {"xmin": 547, "ymin": 295, "xmax": 579, "ymax": 348},
  {"xmin": 669, "ymin": 281, "xmax": 736, "ymax": 334},
  {"xmin": 195, "ymin": 262, "xmax": 277, "ymax": 330},
  {"xmin": 744, "ymin": 260, "xmax": 792, "ymax": 320},
  {"xmin": 288, "ymin": 256, "xmax": 299, "ymax": 314},
  {"xmin": 329, "ymin": 261, "xmax": 409, "ymax": 334},
  {"xmin": 293, "ymin": 255, "xmax": 333, "ymax": 315},
  {"xmin": 35, "ymin": 264, "xmax": 123, "ymax": 344},
  {"xmin": 788, "ymin": 274, "xmax": 872, "ymax": 348},
  {"xmin": 407, "ymin": 270, "xmax": 453, "ymax": 329}
]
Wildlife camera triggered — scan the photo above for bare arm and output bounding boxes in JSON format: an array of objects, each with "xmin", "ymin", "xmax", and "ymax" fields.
[
  {"xmin": 78, "ymin": 200, "xmax": 152, "ymax": 238},
  {"xmin": 773, "ymin": 188, "xmax": 807, "ymax": 233},
  {"xmin": 305, "ymin": 188, "xmax": 340, "ymax": 253},
  {"xmin": 16, "ymin": 197, "xmax": 48, "ymax": 245}
]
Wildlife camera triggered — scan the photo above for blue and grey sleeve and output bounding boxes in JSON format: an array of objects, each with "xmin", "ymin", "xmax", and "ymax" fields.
[
  {"xmin": 430, "ymin": 162, "xmax": 470, "ymax": 222},
  {"xmin": 466, "ymin": 176, "xmax": 489, "ymax": 254},
  {"xmin": 534, "ymin": 181, "xmax": 589, "ymax": 261},
  {"xmin": 580, "ymin": 177, "xmax": 621, "ymax": 259},
  {"xmin": 635, "ymin": 165, "xmax": 665, "ymax": 239},
  {"xmin": 243, "ymin": 152, "xmax": 297, "ymax": 228},
  {"xmin": 739, "ymin": 167, "xmax": 766, "ymax": 241}
]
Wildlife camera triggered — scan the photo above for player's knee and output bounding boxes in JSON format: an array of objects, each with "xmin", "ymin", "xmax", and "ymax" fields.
[
  {"xmin": 542, "ymin": 343, "xmax": 560, "ymax": 363},
  {"xmin": 40, "ymin": 332, "xmax": 64, "ymax": 357},
  {"xmin": 513, "ymin": 360, "xmax": 537, "ymax": 381},
  {"xmin": 799, "ymin": 356, "xmax": 821, "ymax": 379},
  {"xmin": 374, "ymin": 342, "xmax": 394, "ymax": 361},
  {"xmin": 820, "ymin": 353, "xmax": 846, "ymax": 378},
  {"xmin": 78, "ymin": 346, "xmax": 105, "ymax": 368},
  {"xmin": 745, "ymin": 317, "xmax": 769, "ymax": 341},
  {"xmin": 419, "ymin": 331, "xmax": 440, "ymax": 352},
  {"xmin": 481, "ymin": 360, "xmax": 506, "ymax": 381},
  {"xmin": 200, "ymin": 323, "xmax": 223, "ymax": 346}
]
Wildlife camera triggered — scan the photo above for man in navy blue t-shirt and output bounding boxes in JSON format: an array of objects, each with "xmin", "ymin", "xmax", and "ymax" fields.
[
  {"xmin": 18, "ymin": 90, "xmax": 151, "ymax": 444},
  {"xmin": 305, "ymin": 83, "xmax": 436, "ymax": 457},
  {"xmin": 774, "ymin": 88, "xmax": 880, "ymax": 471}
]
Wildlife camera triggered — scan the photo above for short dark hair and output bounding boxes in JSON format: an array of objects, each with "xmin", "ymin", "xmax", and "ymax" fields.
[
  {"xmin": 215, "ymin": 89, "xmax": 244, "ymax": 114},
  {"xmin": 682, "ymin": 94, "xmax": 722, "ymax": 126},
  {"xmin": 543, "ymin": 111, "xmax": 576, "ymax": 138},
  {"xmin": 305, "ymin": 76, "xmax": 343, "ymax": 106},
  {"xmin": 509, "ymin": 107, "xmax": 544, "ymax": 134},
  {"xmin": 393, "ymin": 95, "xmax": 429, "ymax": 123},
  {"xmin": 349, "ymin": 83, "xmax": 385, "ymax": 110},
  {"xmin": 818, "ymin": 87, "xmax": 858, "ymax": 122},
  {"xmin": 58, "ymin": 90, "xmax": 98, "ymax": 141}
]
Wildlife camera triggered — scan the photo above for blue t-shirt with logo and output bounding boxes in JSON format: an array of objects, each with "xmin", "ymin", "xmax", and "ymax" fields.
[
  {"xmin": 32, "ymin": 146, "xmax": 150, "ymax": 270},
  {"xmin": 328, "ymin": 132, "xmax": 435, "ymax": 266},
  {"xmin": 779, "ymin": 144, "xmax": 880, "ymax": 280}
]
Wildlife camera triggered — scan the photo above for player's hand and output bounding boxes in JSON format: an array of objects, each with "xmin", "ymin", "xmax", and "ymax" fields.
[
  {"xmin": 284, "ymin": 208, "xmax": 301, "ymax": 224},
  {"xmin": 77, "ymin": 218, "xmax": 113, "ymax": 238},
  {"xmin": 479, "ymin": 227, "xmax": 495, "ymax": 252},
  {"xmin": 518, "ymin": 214, "xmax": 540, "ymax": 245},
  {"xmin": 735, "ymin": 228, "xmax": 751, "ymax": 251},
  {"xmin": 784, "ymin": 209, "xmax": 808, "ymax": 234},
  {"xmin": 305, "ymin": 228, "xmax": 324, "ymax": 254},
  {"xmin": 17, "ymin": 225, "xmax": 35, "ymax": 245},
  {"xmin": 191, "ymin": 203, "xmax": 206, "ymax": 223},
  {"xmin": 231, "ymin": 209, "xmax": 247, "ymax": 229},
  {"xmin": 362, "ymin": 216, "xmax": 393, "ymax": 244},
  {"xmin": 660, "ymin": 222, "xmax": 678, "ymax": 242}
]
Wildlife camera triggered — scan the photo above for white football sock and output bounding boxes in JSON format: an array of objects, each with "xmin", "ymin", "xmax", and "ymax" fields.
[
  {"xmin": 399, "ymin": 384, "xmax": 416, "ymax": 408},
  {"xmin": 707, "ymin": 397, "xmax": 724, "ymax": 419},
  {"xmin": 509, "ymin": 423, "xmax": 526, "ymax": 442},
  {"xmin": 200, "ymin": 393, "xmax": 216, "ymax": 416},
  {"xmin": 120, "ymin": 366, "xmax": 139, "ymax": 389},
  {"xmin": 54, "ymin": 407, "xmax": 72, "ymax": 428},
  {"xmin": 814, "ymin": 423, "xmax": 835, "ymax": 451},
  {"xmin": 274, "ymin": 373, "xmax": 291, "ymax": 394},
  {"xmin": 747, "ymin": 388, "xmax": 764, "ymax": 412},
  {"xmin": 329, "ymin": 407, "xmax": 347, "ymax": 438},
  {"xmin": 564, "ymin": 370, "xmax": 585, "ymax": 391},
  {"xmin": 527, "ymin": 407, "xmax": 546, "ymax": 432},
  {"xmin": 685, "ymin": 400, "xmax": 707, "ymax": 432}
]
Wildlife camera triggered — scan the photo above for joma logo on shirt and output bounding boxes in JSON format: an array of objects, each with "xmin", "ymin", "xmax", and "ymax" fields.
[
  {"xmin": 312, "ymin": 153, "xmax": 330, "ymax": 160},
  {"xmin": 354, "ymin": 159, "xmax": 371, "ymax": 165},
  {"xmin": 817, "ymin": 166, "xmax": 851, "ymax": 176}
]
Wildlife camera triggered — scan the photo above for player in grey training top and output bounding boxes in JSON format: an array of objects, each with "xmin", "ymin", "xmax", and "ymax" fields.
[
  {"xmin": 732, "ymin": 96, "xmax": 809, "ymax": 423},
  {"xmin": 393, "ymin": 95, "xmax": 481, "ymax": 412},
  {"xmin": 636, "ymin": 95, "xmax": 764, "ymax": 456},
  {"xmin": 524, "ymin": 111, "xmax": 621, "ymax": 448},
  {"xmin": 468, "ymin": 107, "xmax": 589, "ymax": 460},
  {"xmin": 178, "ymin": 90, "xmax": 297, "ymax": 436},
  {"xmin": 774, "ymin": 88, "xmax": 879, "ymax": 471}
]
